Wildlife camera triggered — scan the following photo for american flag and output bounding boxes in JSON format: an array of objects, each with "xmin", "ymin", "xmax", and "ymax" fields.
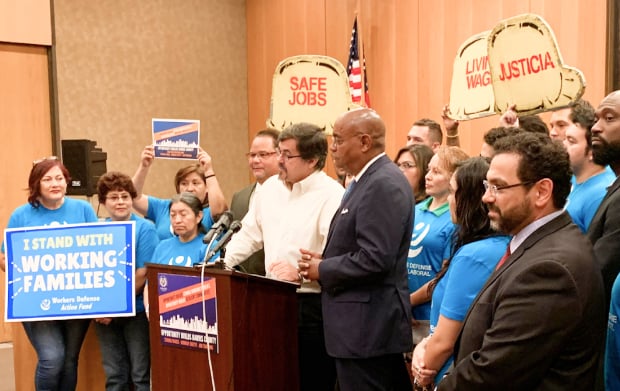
[{"xmin": 347, "ymin": 17, "xmax": 370, "ymax": 107}]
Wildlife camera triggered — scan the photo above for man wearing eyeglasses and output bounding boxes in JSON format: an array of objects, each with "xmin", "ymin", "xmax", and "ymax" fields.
[
  {"xmin": 298, "ymin": 108, "xmax": 415, "ymax": 391},
  {"xmin": 229, "ymin": 128, "xmax": 280, "ymax": 275},
  {"xmin": 225, "ymin": 122, "xmax": 344, "ymax": 391},
  {"xmin": 438, "ymin": 132, "xmax": 605, "ymax": 390}
]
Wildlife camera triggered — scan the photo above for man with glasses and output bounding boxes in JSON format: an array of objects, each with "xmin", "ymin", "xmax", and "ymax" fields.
[
  {"xmin": 299, "ymin": 108, "xmax": 414, "ymax": 391},
  {"xmin": 229, "ymin": 128, "xmax": 280, "ymax": 275},
  {"xmin": 438, "ymin": 132, "xmax": 605, "ymax": 390},
  {"xmin": 225, "ymin": 122, "xmax": 344, "ymax": 391}
]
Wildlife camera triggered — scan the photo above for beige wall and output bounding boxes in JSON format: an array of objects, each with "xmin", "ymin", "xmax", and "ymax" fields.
[{"xmin": 52, "ymin": 0, "xmax": 250, "ymax": 205}]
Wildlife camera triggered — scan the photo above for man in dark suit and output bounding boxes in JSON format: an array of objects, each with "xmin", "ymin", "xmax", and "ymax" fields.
[
  {"xmin": 435, "ymin": 132, "xmax": 605, "ymax": 390},
  {"xmin": 229, "ymin": 128, "xmax": 280, "ymax": 275},
  {"xmin": 588, "ymin": 90, "xmax": 620, "ymax": 304},
  {"xmin": 587, "ymin": 91, "xmax": 620, "ymax": 391},
  {"xmin": 299, "ymin": 108, "xmax": 414, "ymax": 391}
]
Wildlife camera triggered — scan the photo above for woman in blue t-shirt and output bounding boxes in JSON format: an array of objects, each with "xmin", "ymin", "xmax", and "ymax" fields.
[
  {"xmin": 1, "ymin": 157, "xmax": 98, "ymax": 391},
  {"xmin": 407, "ymin": 146, "xmax": 469, "ymax": 344},
  {"xmin": 411, "ymin": 157, "xmax": 510, "ymax": 388},
  {"xmin": 132, "ymin": 145, "xmax": 227, "ymax": 240},
  {"xmin": 94, "ymin": 171, "xmax": 159, "ymax": 391},
  {"xmin": 143, "ymin": 192, "xmax": 217, "ymax": 314}
]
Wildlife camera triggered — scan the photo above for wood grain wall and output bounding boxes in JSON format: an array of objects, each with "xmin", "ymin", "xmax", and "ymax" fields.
[{"xmin": 247, "ymin": 0, "xmax": 609, "ymax": 161}]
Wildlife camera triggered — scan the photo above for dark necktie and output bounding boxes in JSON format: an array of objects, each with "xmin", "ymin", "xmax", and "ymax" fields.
[
  {"xmin": 495, "ymin": 246, "xmax": 511, "ymax": 271},
  {"xmin": 341, "ymin": 179, "xmax": 357, "ymax": 204}
]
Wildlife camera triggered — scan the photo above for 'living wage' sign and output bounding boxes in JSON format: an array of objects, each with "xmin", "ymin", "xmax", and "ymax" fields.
[{"xmin": 4, "ymin": 222, "xmax": 136, "ymax": 321}]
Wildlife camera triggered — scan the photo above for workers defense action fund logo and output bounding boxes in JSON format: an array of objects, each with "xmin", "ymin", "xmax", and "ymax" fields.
[{"xmin": 4, "ymin": 221, "xmax": 136, "ymax": 322}]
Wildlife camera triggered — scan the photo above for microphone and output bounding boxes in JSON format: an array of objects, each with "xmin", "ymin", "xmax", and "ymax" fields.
[
  {"xmin": 204, "ymin": 220, "xmax": 242, "ymax": 261},
  {"xmin": 203, "ymin": 210, "xmax": 233, "ymax": 244}
]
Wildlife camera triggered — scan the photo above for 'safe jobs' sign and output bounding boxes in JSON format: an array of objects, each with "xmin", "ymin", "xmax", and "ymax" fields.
[{"xmin": 268, "ymin": 55, "xmax": 353, "ymax": 134}]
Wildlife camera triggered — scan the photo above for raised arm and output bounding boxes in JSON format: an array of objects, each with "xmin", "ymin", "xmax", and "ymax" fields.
[
  {"xmin": 442, "ymin": 105, "xmax": 460, "ymax": 147},
  {"xmin": 197, "ymin": 148, "xmax": 228, "ymax": 218},
  {"xmin": 132, "ymin": 145, "xmax": 155, "ymax": 216}
]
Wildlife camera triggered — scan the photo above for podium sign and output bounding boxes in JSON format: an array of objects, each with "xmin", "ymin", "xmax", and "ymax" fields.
[{"xmin": 147, "ymin": 264, "xmax": 299, "ymax": 391}]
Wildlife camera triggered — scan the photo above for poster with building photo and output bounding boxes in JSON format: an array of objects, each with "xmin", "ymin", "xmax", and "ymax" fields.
[{"xmin": 152, "ymin": 119, "xmax": 200, "ymax": 160}]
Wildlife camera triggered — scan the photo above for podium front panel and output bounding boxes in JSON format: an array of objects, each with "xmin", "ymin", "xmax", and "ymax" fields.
[{"xmin": 146, "ymin": 264, "xmax": 299, "ymax": 391}]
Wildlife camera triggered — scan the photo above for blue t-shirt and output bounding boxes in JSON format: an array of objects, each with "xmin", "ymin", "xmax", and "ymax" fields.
[
  {"xmin": 408, "ymin": 198, "xmax": 455, "ymax": 321},
  {"xmin": 429, "ymin": 235, "xmax": 510, "ymax": 383},
  {"xmin": 606, "ymin": 274, "xmax": 620, "ymax": 390},
  {"xmin": 151, "ymin": 234, "xmax": 209, "ymax": 267},
  {"xmin": 106, "ymin": 214, "xmax": 159, "ymax": 313},
  {"xmin": 7, "ymin": 197, "xmax": 98, "ymax": 229},
  {"xmin": 146, "ymin": 196, "xmax": 215, "ymax": 240},
  {"xmin": 565, "ymin": 167, "xmax": 615, "ymax": 233}
]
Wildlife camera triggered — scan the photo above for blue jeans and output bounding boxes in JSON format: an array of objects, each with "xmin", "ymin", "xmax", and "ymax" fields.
[
  {"xmin": 22, "ymin": 319, "xmax": 91, "ymax": 391},
  {"xmin": 94, "ymin": 312, "xmax": 150, "ymax": 391}
]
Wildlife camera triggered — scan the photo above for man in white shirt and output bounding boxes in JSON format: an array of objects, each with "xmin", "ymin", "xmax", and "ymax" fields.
[{"xmin": 225, "ymin": 122, "xmax": 344, "ymax": 391}]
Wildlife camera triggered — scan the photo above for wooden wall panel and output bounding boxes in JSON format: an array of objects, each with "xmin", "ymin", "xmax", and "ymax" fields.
[
  {"xmin": 247, "ymin": 0, "xmax": 609, "ymax": 159},
  {"xmin": 0, "ymin": 0, "xmax": 51, "ymax": 45},
  {"xmin": 0, "ymin": 44, "xmax": 53, "ymax": 343}
]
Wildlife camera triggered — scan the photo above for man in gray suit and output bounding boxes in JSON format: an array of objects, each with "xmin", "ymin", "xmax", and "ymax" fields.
[
  {"xmin": 437, "ymin": 132, "xmax": 605, "ymax": 390},
  {"xmin": 229, "ymin": 128, "xmax": 280, "ymax": 275}
]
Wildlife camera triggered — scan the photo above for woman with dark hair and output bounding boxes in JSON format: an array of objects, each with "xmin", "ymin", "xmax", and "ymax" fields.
[
  {"xmin": 411, "ymin": 157, "xmax": 510, "ymax": 388},
  {"xmin": 132, "ymin": 145, "xmax": 227, "ymax": 240},
  {"xmin": 408, "ymin": 146, "xmax": 468, "ymax": 345},
  {"xmin": 94, "ymin": 171, "xmax": 159, "ymax": 391},
  {"xmin": 1, "ymin": 157, "xmax": 98, "ymax": 390},
  {"xmin": 149, "ymin": 192, "xmax": 209, "ymax": 267},
  {"xmin": 394, "ymin": 144, "xmax": 434, "ymax": 203}
]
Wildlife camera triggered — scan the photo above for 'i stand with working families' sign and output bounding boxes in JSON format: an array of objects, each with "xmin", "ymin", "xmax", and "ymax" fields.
[{"xmin": 4, "ymin": 222, "xmax": 136, "ymax": 322}]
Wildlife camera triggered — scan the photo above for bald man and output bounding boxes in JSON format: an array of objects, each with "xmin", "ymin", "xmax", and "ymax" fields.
[{"xmin": 299, "ymin": 108, "xmax": 414, "ymax": 390}]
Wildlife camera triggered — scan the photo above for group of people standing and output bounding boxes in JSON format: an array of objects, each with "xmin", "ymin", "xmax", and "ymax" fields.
[{"xmin": 4, "ymin": 91, "xmax": 620, "ymax": 391}]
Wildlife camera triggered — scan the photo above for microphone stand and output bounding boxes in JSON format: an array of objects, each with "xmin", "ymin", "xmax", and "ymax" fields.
[{"xmin": 198, "ymin": 221, "xmax": 242, "ymax": 269}]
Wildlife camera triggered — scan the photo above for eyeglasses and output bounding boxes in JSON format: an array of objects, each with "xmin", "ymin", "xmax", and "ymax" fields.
[
  {"xmin": 32, "ymin": 156, "xmax": 58, "ymax": 166},
  {"xmin": 483, "ymin": 180, "xmax": 534, "ymax": 196},
  {"xmin": 396, "ymin": 161, "xmax": 417, "ymax": 169},
  {"xmin": 106, "ymin": 194, "xmax": 132, "ymax": 203},
  {"xmin": 276, "ymin": 149, "xmax": 302, "ymax": 162},
  {"xmin": 245, "ymin": 151, "xmax": 277, "ymax": 160}
]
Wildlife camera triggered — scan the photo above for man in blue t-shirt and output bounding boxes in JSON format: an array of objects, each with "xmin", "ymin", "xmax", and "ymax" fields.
[{"xmin": 560, "ymin": 99, "xmax": 615, "ymax": 232}]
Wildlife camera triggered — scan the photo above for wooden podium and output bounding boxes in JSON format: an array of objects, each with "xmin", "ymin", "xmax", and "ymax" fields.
[{"xmin": 146, "ymin": 263, "xmax": 299, "ymax": 391}]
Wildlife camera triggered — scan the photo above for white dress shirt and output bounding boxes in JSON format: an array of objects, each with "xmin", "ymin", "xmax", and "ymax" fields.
[{"xmin": 225, "ymin": 171, "xmax": 345, "ymax": 293}]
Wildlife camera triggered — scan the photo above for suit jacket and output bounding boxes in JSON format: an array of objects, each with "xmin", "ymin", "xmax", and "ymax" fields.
[
  {"xmin": 439, "ymin": 212, "xmax": 605, "ymax": 391},
  {"xmin": 230, "ymin": 183, "xmax": 265, "ymax": 276},
  {"xmin": 588, "ymin": 175, "xmax": 620, "ymax": 305},
  {"xmin": 319, "ymin": 154, "xmax": 414, "ymax": 358}
]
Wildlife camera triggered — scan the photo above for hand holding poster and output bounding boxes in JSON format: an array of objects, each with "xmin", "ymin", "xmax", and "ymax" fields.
[{"xmin": 4, "ymin": 222, "xmax": 136, "ymax": 321}]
